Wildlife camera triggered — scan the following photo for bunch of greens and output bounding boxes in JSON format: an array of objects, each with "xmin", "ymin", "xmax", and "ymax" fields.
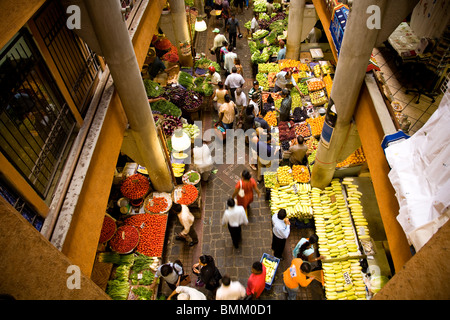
[
  {"xmin": 150, "ymin": 99, "xmax": 182, "ymax": 117},
  {"xmin": 97, "ymin": 252, "xmax": 135, "ymax": 265},
  {"xmin": 106, "ymin": 264, "xmax": 132, "ymax": 300},
  {"xmin": 194, "ymin": 58, "xmax": 221, "ymax": 73},
  {"xmin": 132, "ymin": 287, "xmax": 154, "ymax": 300},
  {"xmin": 143, "ymin": 79, "xmax": 165, "ymax": 97},
  {"xmin": 178, "ymin": 71, "xmax": 194, "ymax": 89}
]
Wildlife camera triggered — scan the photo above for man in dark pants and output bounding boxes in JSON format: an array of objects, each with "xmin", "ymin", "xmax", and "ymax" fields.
[
  {"xmin": 221, "ymin": 198, "xmax": 248, "ymax": 249},
  {"xmin": 271, "ymin": 209, "xmax": 290, "ymax": 259},
  {"xmin": 226, "ymin": 13, "xmax": 241, "ymax": 49}
]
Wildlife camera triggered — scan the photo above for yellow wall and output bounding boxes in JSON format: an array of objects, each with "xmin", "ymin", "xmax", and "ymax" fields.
[
  {"xmin": 60, "ymin": 1, "xmax": 166, "ymax": 277},
  {"xmin": 0, "ymin": 0, "xmax": 45, "ymax": 49},
  {"xmin": 62, "ymin": 91, "xmax": 128, "ymax": 277},
  {"xmin": 0, "ymin": 196, "xmax": 110, "ymax": 299},
  {"xmin": 354, "ymin": 85, "xmax": 412, "ymax": 272}
]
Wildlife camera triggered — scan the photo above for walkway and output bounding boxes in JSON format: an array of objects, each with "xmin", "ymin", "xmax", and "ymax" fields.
[{"xmin": 161, "ymin": 7, "xmax": 324, "ymax": 300}]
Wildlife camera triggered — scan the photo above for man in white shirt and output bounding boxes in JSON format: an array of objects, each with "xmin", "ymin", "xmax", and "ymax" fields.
[
  {"xmin": 172, "ymin": 203, "xmax": 198, "ymax": 246},
  {"xmin": 216, "ymin": 275, "xmax": 246, "ymax": 300},
  {"xmin": 274, "ymin": 70, "xmax": 302, "ymax": 96},
  {"xmin": 210, "ymin": 28, "xmax": 228, "ymax": 63},
  {"xmin": 271, "ymin": 208, "xmax": 290, "ymax": 259},
  {"xmin": 224, "ymin": 66, "xmax": 245, "ymax": 103},
  {"xmin": 224, "ymin": 46, "xmax": 238, "ymax": 76},
  {"xmin": 222, "ymin": 198, "xmax": 248, "ymax": 248},
  {"xmin": 167, "ymin": 285, "xmax": 207, "ymax": 300}
]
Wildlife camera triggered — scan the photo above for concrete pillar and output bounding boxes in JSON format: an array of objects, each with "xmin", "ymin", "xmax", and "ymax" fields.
[
  {"xmin": 83, "ymin": 0, "xmax": 173, "ymax": 192},
  {"xmin": 286, "ymin": 0, "xmax": 306, "ymax": 60},
  {"xmin": 163, "ymin": 0, "xmax": 193, "ymax": 67},
  {"xmin": 311, "ymin": 0, "xmax": 386, "ymax": 189}
]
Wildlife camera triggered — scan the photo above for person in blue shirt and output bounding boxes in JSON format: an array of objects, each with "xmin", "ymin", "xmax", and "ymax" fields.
[
  {"xmin": 277, "ymin": 40, "xmax": 286, "ymax": 61},
  {"xmin": 292, "ymin": 234, "xmax": 324, "ymax": 263},
  {"xmin": 272, "ymin": 209, "xmax": 291, "ymax": 259}
]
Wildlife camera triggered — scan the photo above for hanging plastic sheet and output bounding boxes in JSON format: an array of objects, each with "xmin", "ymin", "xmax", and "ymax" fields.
[{"xmin": 385, "ymin": 88, "xmax": 450, "ymax": 252}]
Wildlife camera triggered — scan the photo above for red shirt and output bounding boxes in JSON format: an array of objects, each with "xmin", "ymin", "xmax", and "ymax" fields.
[{"xmin": 246, "ymin": 265, "xmax": 266, "ymax": 298}]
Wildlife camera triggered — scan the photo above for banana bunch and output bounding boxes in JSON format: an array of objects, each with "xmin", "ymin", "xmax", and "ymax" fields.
[
  {"xmin": 172, "ymin": 163, "xmax": 185, "ymax": 177},
  {"xmin": 270, "ymin": 183, "xmax": 313, "ymax": 219},
  {"xmin": 262, "ymin": 257, "xmax": 278, "ymax": 284},
  {"xmin": 312, "ymin": 179, "xmax": 360, "ymax": 260},
  {"xmin": 322, "ymin": 259, "xmax": 367, "ymax": 300},
  {"xmin": 343, "ymin": 178, "xmax": 370, "ymax": 240}
]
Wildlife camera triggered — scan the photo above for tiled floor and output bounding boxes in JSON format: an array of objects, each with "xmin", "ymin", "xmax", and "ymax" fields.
[{"xmin": 372, "ymin": 46, "xmax": 444, "ymax": 135}]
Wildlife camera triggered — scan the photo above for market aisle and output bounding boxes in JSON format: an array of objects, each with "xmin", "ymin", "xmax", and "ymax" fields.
[{"xmin": 161, "ymin": 8, "xmax": 325, "ymax": 300}]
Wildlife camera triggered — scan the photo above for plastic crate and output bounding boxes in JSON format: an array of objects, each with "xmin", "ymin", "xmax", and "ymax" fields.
[
  {"xmin": 329, "ymin": 4, "xmax": 349, "ymax": 56},
  {"xmin": 260, "ymin": 253, "xmax": 280, "ymax": 290}
]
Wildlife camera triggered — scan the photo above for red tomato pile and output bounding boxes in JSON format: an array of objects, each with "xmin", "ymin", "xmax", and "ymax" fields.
[
  {"xmin": 145, "ymin": 196, "xmax": 169, "ymax": 214},
  {"xmin": 109, "ymin": 225, "xmax": 140, "ymax": 254},
  {"xmin": 99, "ymin": 215, "xmax": 117, "ymax": 243},
  {"xmin": 177, "ymin": 184, "xmax": 198, "ymax": 205},
  {"xmin": 124, "ymin": 214, "xmax": 167, "ymax": 257},
  {"xmin": 120, "ymin": 174, "xmax": 150, "ymax": 200}
]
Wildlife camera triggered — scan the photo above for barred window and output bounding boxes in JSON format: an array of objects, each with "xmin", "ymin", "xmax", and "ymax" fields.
[{"xmin": 0, "ymin": 29, "xmax": 76, "ymax": 198}]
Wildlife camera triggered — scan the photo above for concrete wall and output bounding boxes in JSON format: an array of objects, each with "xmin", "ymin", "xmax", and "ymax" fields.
[
  {"xmin": 0, "ymin": 197, "xmax": 110, "ymax": 299},
  {"xmin": 374, "ymin": 220, "xmax": 450, "ymax": 300}
]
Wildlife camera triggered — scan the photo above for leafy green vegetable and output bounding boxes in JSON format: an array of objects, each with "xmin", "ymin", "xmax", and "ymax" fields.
[
  {"xmin": 178, "ymin": 71, "xmax": 194, "ymax": 89},
  {"xmin": 132, "ymin": 253, "xmax": 154, "ymax": 273},
  {"xmin": 106, "ymin": 279, "xmax": 130, "ymax": 300},
  {"xmin": 97, "ymin": 252, "xmax": 135, "ymax": 265},
  {"xmin": 132, "ymin": 286, "xmax": 154, "ymax": 300},
  {"xmin": 150, "ymin": 99, "xmax": 182, "ymax": 117},
  {"xmin": 143, "ymin": 79, "xmax": 165, "ymax": 97}
]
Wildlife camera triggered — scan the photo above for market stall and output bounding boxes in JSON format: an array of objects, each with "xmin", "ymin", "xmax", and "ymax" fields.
[{"xmin": 92, "ymin": 35, "xmax": 221, "ymax": 299}]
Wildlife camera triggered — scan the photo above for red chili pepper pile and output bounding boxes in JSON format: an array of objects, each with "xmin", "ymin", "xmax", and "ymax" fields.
[
  {"xmin": 120, "ymin": 174, "xmax": 150, "ymax": 200},
  {"xmin": 177, "ymin": 184, "xmax": 198, "ymax": 205},
  {"xmin": 145, "ymin": 196, "xmax": 169, "ymax": 214},
  {"xmin": 124, "ymin": 214, "xmax": 167, "ymax": 257},
  {"xmin": 99, "ymin": 215, "xmax": 117, "ymax": 243},
  {"xmin": 109, "ymin": 225, "xmax": 140, "ymax": 254}
]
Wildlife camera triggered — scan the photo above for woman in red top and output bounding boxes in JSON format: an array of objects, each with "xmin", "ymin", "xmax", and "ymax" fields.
[
  {"xmin": 246, "ymin": 261, "xmax": 266, "ymax": 299},
  {"xmin": 232, "ymin": 169, "xmax": 261, "ymax": 214}
]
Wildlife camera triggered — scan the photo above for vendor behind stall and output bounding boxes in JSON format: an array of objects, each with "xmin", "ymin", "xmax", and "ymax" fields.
[
  {"xmin": 277, "ymin": 88, "xmax": 292, "ymax": 122},
  {"xmin": 145, "ymin": 48, "xmax": 177, "ymax": 80},
  {"xmin": 274, "ymin": 70, "xmax": 302, "ymax": 96},
  {"xmin": 288, "ymin": 136, "xmax": 311, "ymax": 166}
]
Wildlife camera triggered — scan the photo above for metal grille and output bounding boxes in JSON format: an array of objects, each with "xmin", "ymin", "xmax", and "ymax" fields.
[
  {"xmin": 0, "ymin": 29, "xmax": 76, "ymax": 198},
  {"xmin": 33, "ymin": 0, "xmax": 100, "ymax": 116}
]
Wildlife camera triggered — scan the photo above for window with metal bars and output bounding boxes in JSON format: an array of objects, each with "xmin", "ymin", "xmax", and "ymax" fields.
[
  {"xmin": 33, "ymin": 0, "xmax": 101, "ymax": 117},
  {"xmin": 0, "ymin": 29, "xmax": 77, "ymax": 199}
]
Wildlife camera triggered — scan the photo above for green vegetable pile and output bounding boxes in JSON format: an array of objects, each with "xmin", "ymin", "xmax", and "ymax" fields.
[
  {"xmin": 256, "ymin": 73, "xmax": 269, "ymax": 91},
  {"xmin": 252, "ymin": 29, "xmax": 269, "ymax": 40},
  {"xmin": 258, "ymin": 63, "xmax": 279, "ymax": 74},
  {"xmin": 178, "ymin": 71, "xmax": 194, "ymax": 89},
  {"xmin": 105, "ymin": 253, "xmax": 159, "ymax": 300},
  {"xmin": 253, "ymin": 0, "xmax": 267, "ymax": 12},
  {"xmin": 150, "ymin": 99, "xmax": 182, "ymax": 118},
  {"xmin": 106, "ymin": 264, "xmax": 132, "ymax": 300},
  {"xmin": 193, "ymin": 76, "xmax": 214, "ymax": 97},
  {"xmin": 194, "ymin": 57, "xmax": 221, "ymax": 73},
  {"xmin": 144, "ymin": 79, "xmax": 165, "ymax": 98},
  {"xmin": 132, "ymin": 286, "xmax": 154, "ymax": 300}
]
